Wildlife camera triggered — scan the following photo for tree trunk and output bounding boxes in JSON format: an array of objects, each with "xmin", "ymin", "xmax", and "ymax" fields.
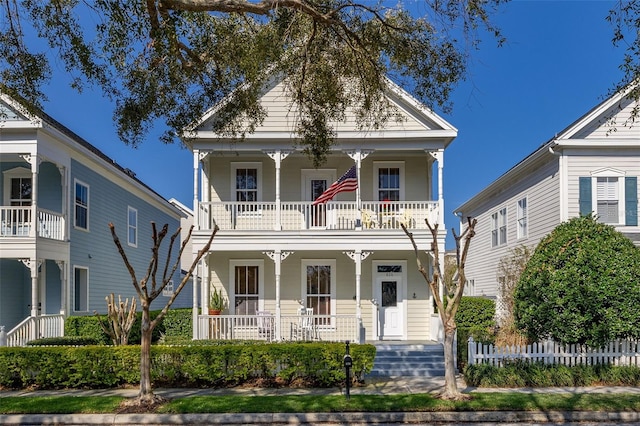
[
  {"xmin": 441, "ymin": 321, "xmax": 462, "ymax": 399},
  {"xmin": 138, "ymin": 307, "xmax": 154, "ymax": 403}
]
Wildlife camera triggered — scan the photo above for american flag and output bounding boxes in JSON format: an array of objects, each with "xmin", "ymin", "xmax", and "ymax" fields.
[{"xmin": 312, "ymin": 165, "xmax": 358, "ymax": 205}]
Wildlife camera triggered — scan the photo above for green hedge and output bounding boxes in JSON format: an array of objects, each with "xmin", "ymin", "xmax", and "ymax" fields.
[
  {"xmin": 464, "ymin": 361, "xmax": 640, "ymax": 388},
  {"xmin": 455, "ymin": 297, "xmax": 496, "ymax": 370},
  {"xmin": 0, "ymin": 342, "xmax": 375, "ymax": 389},
  {"xmin": 64, "ymin": 308, "xmax": 193, "ymax": 345}
]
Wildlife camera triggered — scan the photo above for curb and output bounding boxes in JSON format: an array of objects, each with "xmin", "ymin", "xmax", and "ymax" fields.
[{"xmin": 2, "ymin": 411, "xmax": 640, "ymax": 425}]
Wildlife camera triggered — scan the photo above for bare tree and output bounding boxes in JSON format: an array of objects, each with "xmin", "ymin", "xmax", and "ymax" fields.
[
  {"xmin": 94, "ymin": 293, "xmax": 137, "ymax": 346},
  {"xmin": 402, "ymin": 217, "xmax": 476, "ymax": 400},
  {"xmin": 109, "ymin": 221, "xmax": 218, "ymax": 406}
]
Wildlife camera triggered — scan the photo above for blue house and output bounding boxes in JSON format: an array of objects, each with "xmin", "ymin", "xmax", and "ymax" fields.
[{"xmin": 0, "ymin": 93, "xmax": 184, "ymax": 346}]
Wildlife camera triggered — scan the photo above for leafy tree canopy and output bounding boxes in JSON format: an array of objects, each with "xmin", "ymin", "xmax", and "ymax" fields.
[
  {"xmin": 0, "ymin": 0, "xmax": 507, "ymax": 165},
  {"xmin": 608, "ymin": 1, "xmax": 640, "ymax": 123},
  {"xmin": 514, "ymin": 215, "xmax": 640, "ymax": 348}
]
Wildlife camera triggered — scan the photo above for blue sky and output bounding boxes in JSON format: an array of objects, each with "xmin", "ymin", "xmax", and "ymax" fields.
[{"xmin": 34, "ymin": 1, "xmax": 624, "ymax": 248}]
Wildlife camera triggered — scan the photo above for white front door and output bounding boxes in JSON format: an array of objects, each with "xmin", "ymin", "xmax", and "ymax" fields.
[{"xmin": 376, "ymin": 275, "xmax": 404, "ymax": 339}]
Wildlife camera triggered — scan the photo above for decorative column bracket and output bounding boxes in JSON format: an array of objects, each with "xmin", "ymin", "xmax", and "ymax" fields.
[
  {"xmin": 263, "ymin": 251, "xmax": 293, "ymax": 262},
  {"xmin": 20, "ymin": 258, "xmax": 43, "ymax": 271},
  {"xmin": 346, "ymin": 150, "xmax": 374, "ymax": 162},
  {"xmin": 343, "ymin": 251, "xmax": 372, "ymax": 262},
  {"xmin": 264, "ymin": 150, "xmax": 293, "ymax": 163}
]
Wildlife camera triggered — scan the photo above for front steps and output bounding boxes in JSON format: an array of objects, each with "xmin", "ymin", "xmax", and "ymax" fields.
[{"xmin": 368, "ymin": 342, "xmax": 446, "ymax": 377}]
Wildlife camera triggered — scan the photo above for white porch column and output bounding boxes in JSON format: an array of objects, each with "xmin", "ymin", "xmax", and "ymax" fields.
[
  {"xmin": 429, "ymin": 149, "xmax": 445, "ymax": 225},
  {"xmin": 20, "ymin": 154, "xmax": 40, "ymax": 237},
  {"xmin": 265, "ymin": 151, "xmax": 292, "ymax": 230},
  {"xmin": 192, "ymin": 258, "xmax": 200, "ymax": 339},
  {"xmin": 193, "ymin": 150, "xmax": 200, "ymax": 230},
  {"xmin": 264, "ymin": 250, "xmax": 292, "ymax": 341},
  {"xmin": 21, "ymin": 259, "xmax": 42, "ymax": 318},
  {"xmin": 55, "ymin": 260, "xmax": 67, "ymax": 316},
  {"xmin": 346, "ymin": 150, "xmax": 373, "ymax": 210},
  {"xmin": 343, "ymin": 251, "xmax": 372, "ymax": 319}
]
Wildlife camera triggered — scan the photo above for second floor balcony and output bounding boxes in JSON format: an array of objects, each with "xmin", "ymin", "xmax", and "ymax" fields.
[
  {"xmin": 198, "ymin": 200, "xmax": 439, "ymax": 232},
  {"xmin": 0, "ymin": 206, "xmax": 66, "ymax": 241}
]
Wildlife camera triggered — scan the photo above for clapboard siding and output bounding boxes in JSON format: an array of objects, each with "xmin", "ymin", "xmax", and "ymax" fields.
[
  {"xmin": 69, "ymin": 160, "xmax": 181, "ymax": 314},
  {"xmin": 462, "ymin": 158, "xmax": 559, "ymax": 298},
  {"xmin": 573, "ymin": 97, "xmax": 640, "ymax": 139},
  {"xmin": 565, "ymin": 152, "xmax": 640, "ymax": 219},
  {"xmin": 198, "ymin": 80, "xmax": 435, "ymax": 133}
]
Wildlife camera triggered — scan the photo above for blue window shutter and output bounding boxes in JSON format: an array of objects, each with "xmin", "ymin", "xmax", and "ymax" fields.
[
  {"xmin": 579, "ymin": 177, "xmax": 592, "ymax": 216},
  {"xmin": 625, "ymin": 176, "xmax": 638, "ymax": 226}
]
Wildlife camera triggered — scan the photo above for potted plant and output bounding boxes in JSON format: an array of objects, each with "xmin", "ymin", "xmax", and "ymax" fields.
[{"xmin": 209, "ymin": 287, "xmax": 226, "ymax": 315}]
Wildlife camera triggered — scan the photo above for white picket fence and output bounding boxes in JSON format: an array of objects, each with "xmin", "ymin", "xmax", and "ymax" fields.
[{"xmin": 468, "ymin": 337, "xmax": 640, "ymax": 366}]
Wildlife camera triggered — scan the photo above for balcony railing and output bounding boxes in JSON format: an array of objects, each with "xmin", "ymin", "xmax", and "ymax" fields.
[
  {"xmin": 4, "ymin": 314, "xmax": 65, "ymax": 347},
  {"xmin": 196, "ymin": 314, "xmax": 360, "ymax": 342},
  {"xmin": 198, "ymin": 201, "xmax": 438, "ymax": 231},
  {"xmin": 0, "ymin": 207, "xmax": 65, "ymax": 241}
]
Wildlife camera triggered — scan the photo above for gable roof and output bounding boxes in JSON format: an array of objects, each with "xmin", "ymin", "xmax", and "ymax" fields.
[
  {"xmin": 0, "ymin": 92, "xmax": 181, "ymax": 217},
  {"xmin": 454, "ymin": 83, "xmax": 639, "ymax": 214},
  {"xmin": 188, "ymin": 76, "xmax": 457, "ymax": 149}
]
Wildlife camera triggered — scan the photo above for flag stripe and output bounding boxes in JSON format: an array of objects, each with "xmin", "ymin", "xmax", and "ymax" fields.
[{"xmin": 312, "ymin": 165, "xmax": 358, "ymax": 205}]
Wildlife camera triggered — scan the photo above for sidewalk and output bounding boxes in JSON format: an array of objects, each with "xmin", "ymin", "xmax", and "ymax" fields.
[{"xmin": 3, "ymin": 377, "xmax": 640, "ymax": 425}]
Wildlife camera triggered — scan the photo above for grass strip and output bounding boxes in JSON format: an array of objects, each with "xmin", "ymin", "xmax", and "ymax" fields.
[
  {"xmin": 2, "ymin": 393, "xmax": 640, "ymax": 414},
  {"xmin": 161, "ymin": 393, "xmax": 640, "ymax": 414},
  {"xmin": 0, "ymin": 396, "xmax": 124, "ymax": 414}
]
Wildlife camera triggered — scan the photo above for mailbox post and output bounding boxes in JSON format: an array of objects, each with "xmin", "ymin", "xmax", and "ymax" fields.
[{"xmin": 343, "ymin": 340, "xmax": 353, "ymax": 400}]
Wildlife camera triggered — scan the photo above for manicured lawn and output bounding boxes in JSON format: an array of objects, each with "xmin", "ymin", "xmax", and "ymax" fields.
[{"xmin": 2, "ymin": 393, "xmax": 640, "ymax": 414}]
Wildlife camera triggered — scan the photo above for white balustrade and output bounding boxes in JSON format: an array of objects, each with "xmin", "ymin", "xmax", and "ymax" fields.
[
  {"xmin": 5, "ymin": 315, "xmax": 64, "ymax": 347},
  {"xmin": 0, "ymin": 207, "xmax": 65, "ymax": 240},
  {"xmin": 199, "ymin": 201, "xmax": 439, "ymax": 231}
]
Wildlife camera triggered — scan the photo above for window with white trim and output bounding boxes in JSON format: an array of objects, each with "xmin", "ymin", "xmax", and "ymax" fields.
[
  {"xmin": 517, "ymin": 197, "xmax": 528, "ymax": 239},
  {"xmin": 127, "ymin": 206, "xmax": 138, "ymax": 247},
  {"xmin": 491, "ymin": 207, "xmax": 507, "ymax": 247},
  {"xmin": 3, "ymin": 167, "xmax": 32, "ymax": 206},
  {"xmin": 231, "ymin": 163, "xmax": 262, "ymax": 214},
  {"xmin": 74, "ymin": 266, "xmax": 89, "ymax": 312},
  {"xmin": 163, "ymin": 280, "xmax": 174, "ymax": 297},
  {"xmin": 596, "ymin": 177, "xmax": 620, "ymax": 224},
  {"xmin": 230, "ymin": 260, "xmax": 264, "ymax": 315},
  {"xmin": 374, "ymin": 162, "xmax": 404, "ymax": 202},
  {"xmin": 302, "ymin": 259, "xmax": 336, "ymax": 326},
  {"xmin": 74, "ymin": 180, "xmax": 89, "ymax": 230}
]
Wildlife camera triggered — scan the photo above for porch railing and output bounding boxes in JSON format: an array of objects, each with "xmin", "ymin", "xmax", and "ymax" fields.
[
  {"xmin": 199, "ymin": 201, "xmax": 438, "ymax": 231},
  {"xmin": 0, "ymin": 207, "xmax": 65, "ymax": 241},
  {"xmin": 5, "ymin": 314, "xmax": 65, "ymax": 347},
  {"xmin": 197, "ymin": 314, "xmax": 360, "ymax": 342}
]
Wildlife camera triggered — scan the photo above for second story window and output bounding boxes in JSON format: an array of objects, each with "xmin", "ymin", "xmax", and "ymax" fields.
[
  {"xmin": 128, "ymin": 206, "xmax": 138, "ymax": 247},
  {"xmin": 10, "ymin": 177, "xmax": 32, "ymax": 206},
  {"xmin": 517, "ymin": 197, "xmax": 528, "ymax": 239},
  {"xmin": 377, "ymin": 167, "xmax": 400, "ymax": 202},
  {"xmin": 74, "ymin": 180, "xmax": 89, "ymax": 230},
  {"xmin": 596, "ymin": 177, "xmax": 619, "ymax": 224},
  {"xmin": 236, "ymin": 168, "xmax": 258, "ymax": 202},
  {"xmin": 491, "ymin": 207, "xmax": 507, "ymax": 247}
]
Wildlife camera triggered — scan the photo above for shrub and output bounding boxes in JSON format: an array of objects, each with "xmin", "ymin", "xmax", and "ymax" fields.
[
  {"xmin": 26, "ymin": 336, "xmax": 101, "ymax": 346},
  {"xmin": 455, "ymin": 296, "xmax": 496, "ymax": 369},
  {"xmin": 515, "ymin": 215, "xmax": 640, "ymax": 347},
  {"xmin": 464, "ymin": 361, "xmax": 640, "ymax": 388},
  {"xmin": 0, "ymin": 342, "xmax": 376, "ymax": 389}
]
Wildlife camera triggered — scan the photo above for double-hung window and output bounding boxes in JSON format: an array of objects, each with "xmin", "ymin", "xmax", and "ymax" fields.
[
  {"xmin": 491, "ymin": 207, "xmax": 507, "ymax": 247},
  {"xmin": 232, "ymin": 163, "xmax": 261, "ymax": 213},
  {"xmin": 302, "ymin": 260, "xmax": 336, "ymax": 326},
  {"xmin": 517, "ymin": 197, "xmax": 528, "ymax": 239},
  {"xmin": 596, "ymin": 177, "xmax": 620, "ymax": 224},
  {"xmin": 231, "ymin": 260, "xmax": 264, "ymax": 315},
  {"xmin": 74, "ymin": 180, "xmax": 89, "ymax": 230},
  {"xmin": 127, "ymin": 206, "xmax": 137, "ymax": 247}
]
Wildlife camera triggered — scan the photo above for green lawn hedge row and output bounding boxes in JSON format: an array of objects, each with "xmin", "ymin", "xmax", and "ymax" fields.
[
  {"xmin": 64, "ymin": 308, "xmax": 193, "ymax": 345},
  {"xmin": 0, "ymin": 342, "xmax": 375, "ymax": 389},
  {"xmin": 464, "ymin": 361, "xmax": 640, "ymax": 387}
]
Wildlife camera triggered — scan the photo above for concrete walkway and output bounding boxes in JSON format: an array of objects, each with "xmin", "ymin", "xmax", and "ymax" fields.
[{"xmin": 3, "ymin": 376, "xmax": 640, "ymax": 425}]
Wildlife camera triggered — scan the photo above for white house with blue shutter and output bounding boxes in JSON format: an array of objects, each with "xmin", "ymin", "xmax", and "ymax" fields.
[
  {"xmin": 0, "ymin": 93, "xmax": 184, "ymax": 346},
  {"xmin": 454, "ymin": 84, "xmax": 640, "ymax": 306}
]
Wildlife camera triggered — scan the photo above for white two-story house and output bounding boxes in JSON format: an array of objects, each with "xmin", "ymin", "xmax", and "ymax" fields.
[
  {"xmin": 454, "ymin": 84, "xmax": 640, "ymax": 308},
  {"xmin": 0, "ymin": 93, "xmax": 183, "ymax": 346},
  {"xmin": 186, "ymin": 78, "xmax": 456, "ymax": 343}
]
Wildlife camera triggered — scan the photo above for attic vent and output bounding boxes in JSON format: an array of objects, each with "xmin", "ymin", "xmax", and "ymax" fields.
[{"xmin": 124, "ymin": 168, "xmax": 136, "ymax": 178}]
